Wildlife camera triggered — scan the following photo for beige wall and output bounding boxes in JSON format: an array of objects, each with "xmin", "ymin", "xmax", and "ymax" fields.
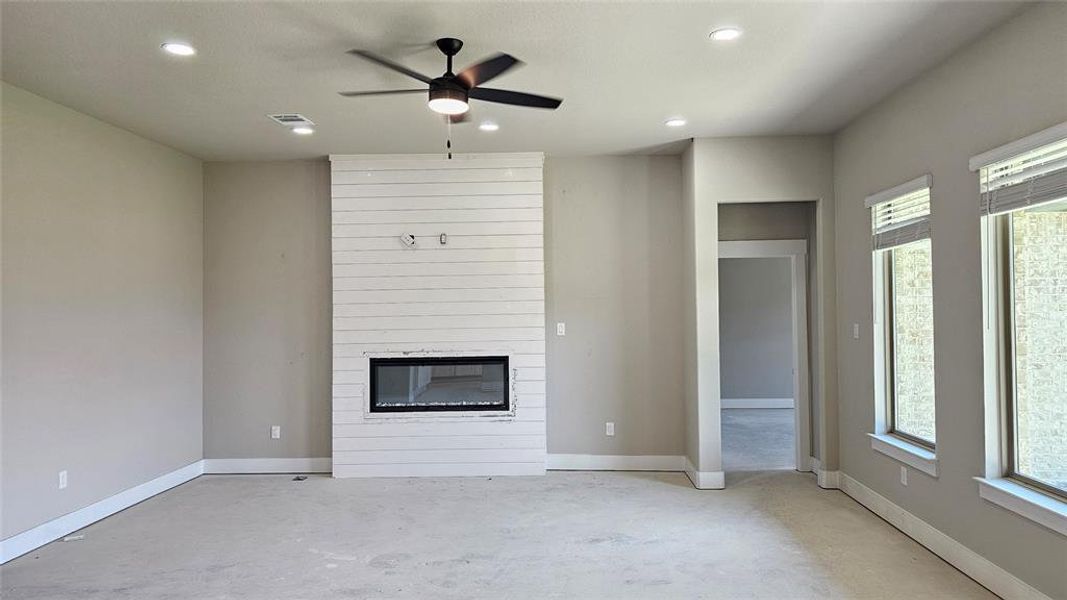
[
  {"xmin": 719, "ymin": 258, "xmax": 793, "ymax": 399},
  {"xmin": 832, "ymin": 4, "xmax": 1067, "ymax": 597},
  {"xmin": 201, "ymin": 155, "xmax": 686, "ymax": 459},
  {"xmin": 1, "ymin": 83, "xmax": 203, "ymax": 538},
  {"xmin": 544, "ymin": 156, "xmax": 685, "ymax": 455},
  {"xmin": 203, "ymin": 161, "xmax": 332, "ymax": 459},
  {"xmin": 719, "ymin": 202, "xmax": 814, "ymax": 241}
]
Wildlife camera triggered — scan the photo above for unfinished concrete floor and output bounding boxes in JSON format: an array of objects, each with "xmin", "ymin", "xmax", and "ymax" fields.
[
  {"xmin": 722, "ymin": 408, "xmax": 796, "ymax": 471},
  {"xmin": 1, "ymin": 471, "xmax": 993, "ymax": 599}
]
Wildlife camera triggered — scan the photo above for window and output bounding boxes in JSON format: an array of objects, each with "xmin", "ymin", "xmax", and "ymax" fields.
[
  {"xmin": 884, "ymin": 240, "xmax": 936, "ymax": 445},
  {"xmin": 982, "ymin": 136, "xmax": 1067, "ymax": 498},
  {"xmin": 868, "ymin": 177, "xmax": 937, "ymax": 450}
]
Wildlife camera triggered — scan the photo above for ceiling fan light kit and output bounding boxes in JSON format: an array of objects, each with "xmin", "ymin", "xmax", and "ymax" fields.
[{"xmin": 428, "ymin": 86, "xmax": 469, "ymax": 115}]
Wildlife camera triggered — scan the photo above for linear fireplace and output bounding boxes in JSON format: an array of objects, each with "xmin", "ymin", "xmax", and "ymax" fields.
[{"xmin": 369, "ymin": 356, "xmax": 510, "ymax": 413}]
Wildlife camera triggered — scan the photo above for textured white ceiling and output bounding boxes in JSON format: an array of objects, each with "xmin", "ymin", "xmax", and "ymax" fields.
[{"xmin": 1, "ymin": 1, "xmax": 1025, "ymax": 160}]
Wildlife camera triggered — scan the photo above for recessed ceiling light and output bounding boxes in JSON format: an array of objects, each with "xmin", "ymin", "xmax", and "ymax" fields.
[
  {"xmin": 479, "ymin": 121, "xmax": 500, "ymax": 132},
  {"xmin": 665, "ymin": 118, "xmax": 687, "ymax": 127},
  {"xmin": 708, "ymin": 27, "xmax": 743, "ymax": 42},
  {"xmin": 160, "ymin": 42, "xmax": 196, "ymax": 56},
  {"xmin": 291, "ymin": 126, "xmax": 314, "ymax": 135}
]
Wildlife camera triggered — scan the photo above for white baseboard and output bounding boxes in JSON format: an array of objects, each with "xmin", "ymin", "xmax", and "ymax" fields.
[
  {"xmin": 721, "ymin": 398, "xmax": 795, "ymax": 409},
  {"xmin": 808, "ymin": 457, "xmax": 840, "ymax": 489},
  {"xmin": 202, "ymin": 458, "xmax": 332, "ymax": 474},
  {"xmin": 547, "ymin": 454, "xmax": 685, "ymax": 472},
  {"xmin": 333, "ymin": 462, "xmax": 544, "ymax": 478},
  {"xmin": 0, "ymin": 460, "xmax": 203, "ymax": 564},
  {"xmin": 839, "ymin": 473, "xmax": 1051, "ymax": 600},
  {"xmin": 817, "ymin": 469, "xmax": 840, "ymax": 489},
  {"xmin": 684, "ymin": 458, "xmax": 725, "ymax": 489}
]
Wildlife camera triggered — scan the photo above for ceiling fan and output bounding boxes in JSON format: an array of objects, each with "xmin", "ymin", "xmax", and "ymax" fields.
[{"xmin": 338, "ymin": 38, "xmax": 562, "ymax": 120}]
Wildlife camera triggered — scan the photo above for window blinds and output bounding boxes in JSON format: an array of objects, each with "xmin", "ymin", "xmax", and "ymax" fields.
[
  {"xmin": 865, "ymin": 175, "xmax": 932, "ymax": 251},
  {"xmin": 978, "ymin": 137, "xmax": 1067, "ymax": 215}
]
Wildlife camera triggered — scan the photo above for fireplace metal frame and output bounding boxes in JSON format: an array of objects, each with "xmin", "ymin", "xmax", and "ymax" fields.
[{"xmin": 368, "ymin": 355, "xmax": 510, "ymax": 413}]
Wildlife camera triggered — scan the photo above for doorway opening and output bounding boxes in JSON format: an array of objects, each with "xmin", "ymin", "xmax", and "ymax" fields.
[{"xmin": 718, "ymin": 240, "xmax": 810, "ymax": 472}]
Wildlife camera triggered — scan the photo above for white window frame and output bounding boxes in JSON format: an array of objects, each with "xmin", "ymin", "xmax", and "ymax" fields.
[
  {"xmin": 868, "ymin": 175, "xmax": 939, "ymax": 476},
  {"xmin": 975, "ymin": 122, "xmax": 1067, "ymax": 537}
]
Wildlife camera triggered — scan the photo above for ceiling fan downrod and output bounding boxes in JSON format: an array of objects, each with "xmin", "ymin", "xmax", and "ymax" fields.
[{"xmin": 436, "ymin": 37, "xmax": 464, "ymax": 76}]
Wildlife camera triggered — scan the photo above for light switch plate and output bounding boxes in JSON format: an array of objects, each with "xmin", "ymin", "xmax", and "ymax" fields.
[
  {"xmin": 605, "ymin": 422, "xmax": 615, "ymax": 436},
  {"xmin": 270, "ymin": 425, "xmax": 281, "ymax": 440},
  {"xmin": 58, "ymin": 470, "xmax": 68, "ymax": 490},
  {"xmin": 556, "ymin": 322, "xmax": 566, "ymax": 336}
]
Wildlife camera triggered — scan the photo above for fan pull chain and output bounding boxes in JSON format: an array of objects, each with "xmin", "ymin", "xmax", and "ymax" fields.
[{"xmin": 446, "ymin": 117, "xmax": 453, "ymax": 160}]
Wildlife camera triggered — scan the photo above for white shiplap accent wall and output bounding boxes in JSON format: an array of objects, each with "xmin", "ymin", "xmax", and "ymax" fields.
[{"xmin": 330, "ymin": 153, "xmax": 546, "ymax": 478}]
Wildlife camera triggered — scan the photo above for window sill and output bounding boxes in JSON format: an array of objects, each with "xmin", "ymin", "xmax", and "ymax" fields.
[
  {"xmin": 975, "ymin": 477, "xmax": 1067, "ymax": 537},
  {"xmin": 868, "ymin": 433, "xmax": 938, "ymax": 477}
]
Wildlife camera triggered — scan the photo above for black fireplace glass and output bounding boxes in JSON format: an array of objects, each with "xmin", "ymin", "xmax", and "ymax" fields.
[{"xmin": 369, "ymin": 356, "xmax": 509, "ymax": 413}]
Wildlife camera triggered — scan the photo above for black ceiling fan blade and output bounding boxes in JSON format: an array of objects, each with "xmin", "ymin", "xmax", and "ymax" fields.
[
  {"xmin": 456, "ymin": 53, "xmax": 522, "ymax": 88},
  {"xmin": 469, "ymin": 87, "xmax": 562, "ymax": 109},
  {"xmin": 347, "ymin": 49, "xmax": 434, "ymax": 84},
  {"xmin": 338, "ymin": 89, "xmax": 426, "ymax": 97}
]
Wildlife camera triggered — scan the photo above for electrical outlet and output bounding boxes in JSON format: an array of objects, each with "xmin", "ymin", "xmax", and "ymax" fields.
[
  {"xmin": 605, "ymin": 422, "xmax": 615, "ymax": 437},
  {"xmin": 270, "ymin": 425, "xmax": 281, "ymax": 440},
  {"xmin": 852, "ymin": 323, "xmax": 860, "ymax": 339},
  {"xmin": 556, "ymin": 322, "xmax": 566, "ymax": 336},
  {"xmin": 58, "ymin": 470, "xmax": 68, "ymax": 490},
  {"xmin": 900, "ymin": 466, "xmax": 908, "ymax": 486}
]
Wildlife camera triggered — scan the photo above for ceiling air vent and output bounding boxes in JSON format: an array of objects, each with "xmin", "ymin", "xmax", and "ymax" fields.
[{"xmin": 268, "ymin": 113, "xmax": 315, "ymax": 128}]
